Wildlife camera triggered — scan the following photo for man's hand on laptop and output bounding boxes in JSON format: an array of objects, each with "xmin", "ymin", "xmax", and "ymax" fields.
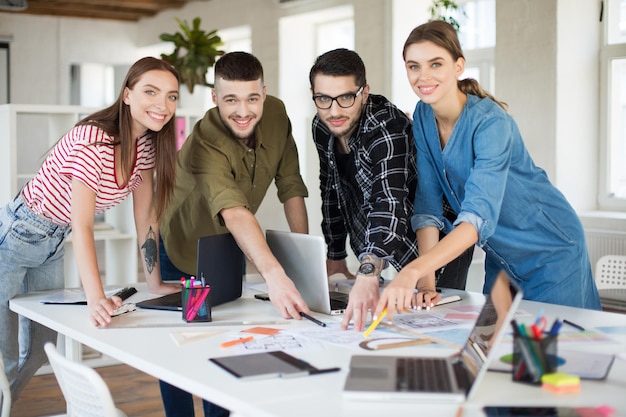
[
  {"xmin": 266, "ymin": 276, "xmax": 311, "ymax": 319},
  {"xmin": 341, "ymin": 275, "xmax": 380, "ymax": 331}
]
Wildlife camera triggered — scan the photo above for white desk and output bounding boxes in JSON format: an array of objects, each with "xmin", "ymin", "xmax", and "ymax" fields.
[{"xmin": 10, "ymin": 279, "xmax": 626, "ymax": 417}]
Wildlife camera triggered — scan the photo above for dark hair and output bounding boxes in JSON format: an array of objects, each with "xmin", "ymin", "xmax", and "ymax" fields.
[
  {"xmin": 76, "ymin": 56, "xmax": 179, "ymax": 219},
  {"xmin": 403, "ymin": 20, "xmax": 507, "ymax": 111},
  {"xmin": 309, "ymin": 48, "xmax": 367, "ymax": 89},
  {"xmin": 214, "ymin": 51, "xmax": 264, "ymax": 83}
]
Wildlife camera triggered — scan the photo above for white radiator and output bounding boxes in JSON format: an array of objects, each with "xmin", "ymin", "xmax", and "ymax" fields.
[{"xmin": 584, "ymin": 229, "xmax": 626, "ymax": 274}]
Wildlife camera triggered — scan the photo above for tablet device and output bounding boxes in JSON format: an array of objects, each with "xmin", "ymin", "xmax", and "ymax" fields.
[
  {"xmin": 135, "ymin": 292, "xmax": 182, "ymax": 311},
  {"xmin": 210, "ymin": 351, "xmax": 317, "ymax": 380}
]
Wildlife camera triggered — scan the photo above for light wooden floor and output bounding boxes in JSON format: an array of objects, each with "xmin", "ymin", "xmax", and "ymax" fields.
[{"xmin": 11, "ymin": 363, "xmax": 204, "ymax": 417}]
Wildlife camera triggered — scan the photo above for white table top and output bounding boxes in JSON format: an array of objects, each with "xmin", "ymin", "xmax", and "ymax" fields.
[{"xmin": 10, "ymin": 278, "xmax": 626, "ymax": 417}]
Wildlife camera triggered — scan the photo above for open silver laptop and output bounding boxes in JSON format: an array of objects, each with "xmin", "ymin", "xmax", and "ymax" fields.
[
  {"xmin": 343, "ymin": 272, "xmax": 522, "ymax": 402},
  {"xmin": 265, "ymin": 230, "xmax": 348, "ymax": 315}
]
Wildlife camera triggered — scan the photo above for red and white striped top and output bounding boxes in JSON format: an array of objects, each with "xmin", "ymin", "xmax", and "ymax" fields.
[{"xmin": 22, "ymin": 124, "xmax": 156, "ymax": 226}]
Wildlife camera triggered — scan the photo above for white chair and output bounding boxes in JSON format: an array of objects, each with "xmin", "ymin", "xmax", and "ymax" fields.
[
  {"xmin": 44, "ymin": 343, "xmax": 127, "ymax": 417},
  {"xmin": 0, "ymin": 351, "xmax": 11, "ymax": 417},
  {"xmin": 595, "ymin": 254, "xmax": 626, "ymax": 289}
]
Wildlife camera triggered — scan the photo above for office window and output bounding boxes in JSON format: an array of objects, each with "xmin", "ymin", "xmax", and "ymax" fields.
[
  {"xmin": 600, "ymin": 0, "xmax": 626, "ymax": 207},
  {"xmin": 69, "ymin": 63, "xmax": 116, "ymax": 107},
  {"xmin": 315, "ymin": 18, "xmax": 354, "ymax": 55},
  {"xmin": 458, "ymin": 0, "xmax": 495, "ymax": 93}
]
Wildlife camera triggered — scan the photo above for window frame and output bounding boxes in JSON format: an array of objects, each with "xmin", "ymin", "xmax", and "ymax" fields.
[{"xmin": 599, "ymin": 0, "xmax": 626, "ymax": 210}]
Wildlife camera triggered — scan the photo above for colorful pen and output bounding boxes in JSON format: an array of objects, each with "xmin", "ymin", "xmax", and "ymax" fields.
[
  {"xmin": 563, "ymin": 319, "xmax": 585, "ymax": 331},
  {"xmin": 548, "ymin": 319, "xmax": 562, "ymax": 336},
  {"xmin": 363, "ymin": 308, "xmax": 387, "ymax": 338},
  {"xmin": 220, "ymin": 336, "xmax": 254, "ymax": 348}
]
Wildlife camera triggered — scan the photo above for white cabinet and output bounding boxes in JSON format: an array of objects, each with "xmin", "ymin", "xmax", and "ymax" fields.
[{"xmin": 0, "ymin": 104, "xmax": 203, "ymax": 287}]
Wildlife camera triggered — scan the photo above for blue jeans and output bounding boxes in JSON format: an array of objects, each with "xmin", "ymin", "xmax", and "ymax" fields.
[
  {"xmin": 0, "ymin": 194, "xmax": 70, "ymax": 400},
  {"xmin": 159, "ymin": 237, "xmax": 230, "ymax": 417}
]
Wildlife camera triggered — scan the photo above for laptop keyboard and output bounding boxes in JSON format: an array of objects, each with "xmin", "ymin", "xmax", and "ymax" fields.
[{"xmin": 396, "ymin": 357, "xmax": 453, "ymax": 392}]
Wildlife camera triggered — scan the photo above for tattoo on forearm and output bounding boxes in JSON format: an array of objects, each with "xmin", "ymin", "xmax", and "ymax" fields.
[{"xmin": 141, "ymin": 226, "xmax": 157, "ymax": 274}]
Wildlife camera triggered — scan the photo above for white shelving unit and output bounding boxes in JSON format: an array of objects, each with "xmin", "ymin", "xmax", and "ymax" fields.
[{"xmin": 0, "ymin": 104, "xmax": 204, "ymax": 287}]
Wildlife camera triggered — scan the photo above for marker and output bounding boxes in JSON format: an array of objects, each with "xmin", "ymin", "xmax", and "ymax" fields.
[
  {"xmin": 283, "ymin": 367, "xmax": 341, "ymax": 378},
  {"xmin": 530, "ymin": 324, "xmax": 543, "ymax": 339},
  {"xmin": 299, "ymin": 312, "xmax": 326, "ymax": 327},
  {"xmin": 363, "ymin": 308, "xmax": 387, "ymax": 338},
  {"xmin": 563, "ymin": 319, "xmax": 585, "ymax": 331},
  {"xmin": 548, "ymin": 320, "xmax": 563, "ymax": 336},
  {"xmin": 220, "ymin": 336, "xmax": 254, "ymax": 348}
]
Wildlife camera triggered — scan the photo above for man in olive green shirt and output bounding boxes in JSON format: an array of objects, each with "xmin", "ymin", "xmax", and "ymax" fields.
[{"xmin": 158, "ymin": 52, "xmax": 312, "ymax": 417}]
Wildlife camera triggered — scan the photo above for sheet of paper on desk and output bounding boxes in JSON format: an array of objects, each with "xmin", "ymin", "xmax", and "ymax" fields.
[
  {"xmin": 170, "ymin": 330, "xmax": 227, "ymax": 346},
  {"xmin": 40, "ymin": 285, "xmax": 126, "ymax": 304},
  {"xmin": 224, "ymin": 331, "xmax": 324, "ymax": 352},
  {"xmin": 393, "ymin": 311, "xmax": 474, "ymax": 333},
  {"xmin": 290, "ymin": 323, "xmax": 373, "ymax": 348}
]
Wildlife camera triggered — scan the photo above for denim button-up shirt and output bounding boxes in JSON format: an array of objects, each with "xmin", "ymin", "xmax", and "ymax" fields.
[{"xmin": 410, "ymin": 94, "xmax": 600, "ymax": 309}]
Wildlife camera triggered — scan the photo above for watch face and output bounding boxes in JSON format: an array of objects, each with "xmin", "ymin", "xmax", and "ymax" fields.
[{"xmin": 358, "ymin": 263, "xmax": 375, "ymax": 275}]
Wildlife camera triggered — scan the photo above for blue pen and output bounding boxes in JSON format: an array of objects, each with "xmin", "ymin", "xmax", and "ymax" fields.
[{"xmin": 548, "ymin": 319, "xmax": 562, "ymax": 336}]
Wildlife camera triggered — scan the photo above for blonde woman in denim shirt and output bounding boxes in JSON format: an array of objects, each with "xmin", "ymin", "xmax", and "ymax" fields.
[{"xmin": 374, "ymin": 21, "xmax": 601, "ymax": 321}]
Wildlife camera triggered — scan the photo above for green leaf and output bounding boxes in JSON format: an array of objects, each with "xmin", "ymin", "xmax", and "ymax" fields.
[{"xmin": 160, "ymin": 17, "xmax": 225, "ymax": 93}]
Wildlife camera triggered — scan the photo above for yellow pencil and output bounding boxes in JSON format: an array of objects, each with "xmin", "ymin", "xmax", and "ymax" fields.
[{"xmin": 363, "ymin": 308, "xmax": 387, "ymax": 338}]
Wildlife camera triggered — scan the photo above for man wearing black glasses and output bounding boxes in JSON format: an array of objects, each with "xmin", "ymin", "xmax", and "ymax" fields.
[{"xmin": 309, "ymin": 48, "xmax": 473, "ymax": 332}]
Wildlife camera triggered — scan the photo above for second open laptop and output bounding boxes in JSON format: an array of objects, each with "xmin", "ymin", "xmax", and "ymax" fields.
[
  {"xmin": 265, "ymin": 229, "xmax": 348, "ymax": 315},
  {"xmin": 343, "ymin": 272, "xmax": 523, "ymax": 402},
  {"xmin": 137, "ymin": 233, "xmax": 244, "ymax": 311}
]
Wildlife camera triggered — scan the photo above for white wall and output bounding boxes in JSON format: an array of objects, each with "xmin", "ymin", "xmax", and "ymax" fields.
[
  {"xmin": 496, "ymin": 0, "xmax": 599, "ymax": 211},
  {"xmin": 0, "ymin": 15, "xmax": 142, "ymax": 105},
  {"xmin": 556, "ymin": 0, "xmax": 599, "ymax": 211}
]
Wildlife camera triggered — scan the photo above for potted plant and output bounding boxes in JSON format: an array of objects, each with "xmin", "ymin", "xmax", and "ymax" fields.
[
  {"xmin": 160, "ymin": 17, "xmax": 225, "ymax": 94},
  {"xmin": 428, "ymin": 0, "xmax": 465, "ymax": 31}
]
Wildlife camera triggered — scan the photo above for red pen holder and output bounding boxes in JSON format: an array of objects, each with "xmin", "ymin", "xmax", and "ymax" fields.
[
  {"xmin": 512, "ymin": 334, "xmax": 557, "ymax": 385},
  {"xmin": 182, "ymin": 286, "xmax": 212, "ymax": 323}
]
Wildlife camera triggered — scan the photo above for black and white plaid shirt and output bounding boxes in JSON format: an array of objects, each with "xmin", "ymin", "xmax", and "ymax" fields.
[{"xmin": 312, "ymin": 94, "xmax": 419, "ymax": 271}]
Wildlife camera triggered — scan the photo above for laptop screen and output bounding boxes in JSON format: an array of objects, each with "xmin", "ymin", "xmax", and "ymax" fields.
[{"xmin": 459, "ymin": 273, "xmax": 519, "ymax": 382}]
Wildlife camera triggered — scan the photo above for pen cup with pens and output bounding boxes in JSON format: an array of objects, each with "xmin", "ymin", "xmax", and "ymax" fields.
[
  {"xmin": 511, "ymin": 320, "xmax": 558, "ymax": 385},
  {"xmin": 181, "ymin": 277, "xmax": 212, "ymax": 323}
]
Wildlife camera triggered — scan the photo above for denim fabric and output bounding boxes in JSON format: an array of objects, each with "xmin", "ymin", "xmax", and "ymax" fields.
[
  {"xmin": 159, "ymin": 235, "xmax": 194, "ymax": 281},
  {"xmin": 158, "ymin": 238, "xmax": 230, "ymax": 417},
  {"xmin": 0, "ymin": 194, "xmax": 70, "ymax": 399},
  {"xmin": 411, "ymin": 94, "xmax": 601, "ymax": 310}
]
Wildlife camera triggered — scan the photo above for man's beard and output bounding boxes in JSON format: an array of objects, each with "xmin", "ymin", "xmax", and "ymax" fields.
[
  {"xmin": 327, "ymin": 116, "xmax": 359, "ymax": 142},
  {"xmin": 221, "ymin": 114, "xmax": 257, "ymax": 143}
]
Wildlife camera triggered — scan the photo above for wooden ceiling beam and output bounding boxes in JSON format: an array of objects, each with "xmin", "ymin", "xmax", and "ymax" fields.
[{"xmin": 0, "ymin": 0, "xmax": 189, "ymax": 22}]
